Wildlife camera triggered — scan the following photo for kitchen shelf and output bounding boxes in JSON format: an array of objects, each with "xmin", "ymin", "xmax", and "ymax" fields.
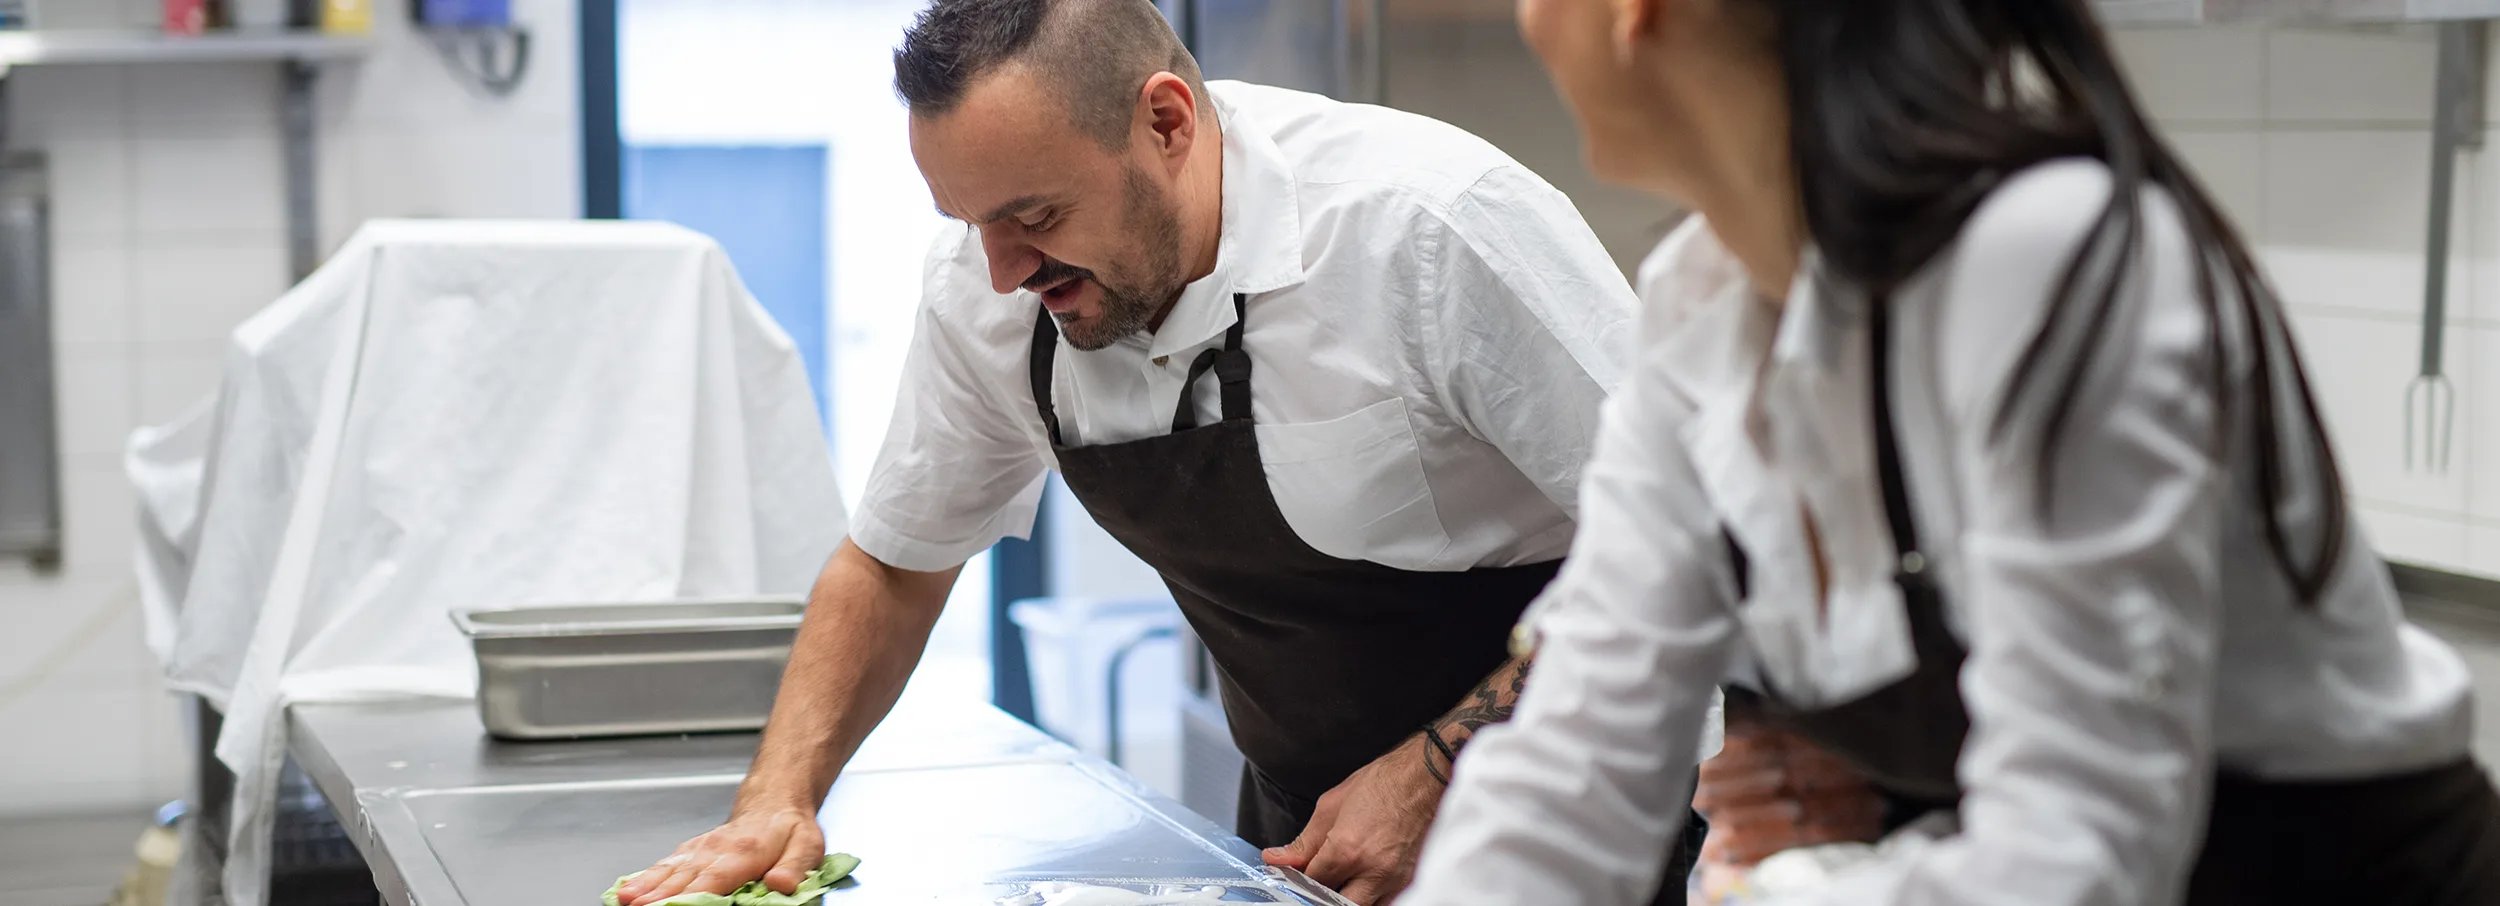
[
  {"xmin": 0, "ymin": 28, "xmax": 371, "ymax": 70},
  {"xmin": 2094, "ymin": 0, "xmax": 2305, "ymax": 25},
  {"xmin": 0, "ymin": 28, "xmax": 373, "ymax": 280},
  {"xmin": 2097, "ymin": 0, "xmax": 2214, "ymax": 25},
  {"xmin": 2323, "ymin": 0, "xmax": 2500, "ymax": 20}
]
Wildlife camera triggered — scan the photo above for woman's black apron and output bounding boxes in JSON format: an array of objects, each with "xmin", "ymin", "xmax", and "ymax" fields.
[
  {"xmin": 1718, "ymin": 296, "xmax": 2500, "ymax": 904},
  {"xmin": 1029, "ymin": 294, "xmax": 1706, "ymax": 899}
]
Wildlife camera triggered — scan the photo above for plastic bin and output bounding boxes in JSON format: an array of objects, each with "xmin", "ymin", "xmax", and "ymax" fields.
[{"xmin": 1008, "ymin": 597, "xmax": 1182, "ymax": 769}]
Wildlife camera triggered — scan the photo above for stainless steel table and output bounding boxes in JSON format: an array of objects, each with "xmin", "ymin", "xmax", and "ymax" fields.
[{"xmin": 287, "ymin": 690, "xmax": 1344, "ymax": 906}]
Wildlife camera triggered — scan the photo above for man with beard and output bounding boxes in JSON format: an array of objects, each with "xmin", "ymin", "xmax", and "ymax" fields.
[{"xmin": 616, "ymin": 1, "xmax": 1669, "ymax": 904}]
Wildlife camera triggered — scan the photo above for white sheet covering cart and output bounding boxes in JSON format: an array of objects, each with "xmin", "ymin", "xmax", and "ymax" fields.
[{"xmin": 127, "ymin": 220, "xmax": 848, "ymax": 906}]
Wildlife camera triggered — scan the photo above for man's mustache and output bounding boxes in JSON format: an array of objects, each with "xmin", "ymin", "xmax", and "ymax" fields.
[{"xmin": 1023, "ymin": 258, "xmax": 1096, "ymax": 292}]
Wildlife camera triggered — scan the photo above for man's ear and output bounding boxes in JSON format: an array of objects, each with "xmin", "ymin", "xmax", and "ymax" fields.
[{"xmin": 1139, "ymin": 71, "xmax": 1199, "ymax": 163}]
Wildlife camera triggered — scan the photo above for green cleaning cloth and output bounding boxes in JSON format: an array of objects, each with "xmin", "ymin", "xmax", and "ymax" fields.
[{"xmin": 602, "ymin": 854, "xmax": 861, "ymax": 906}]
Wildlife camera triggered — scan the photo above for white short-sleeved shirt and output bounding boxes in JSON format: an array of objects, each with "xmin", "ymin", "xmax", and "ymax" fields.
[
  {"xmin": 1403, "ymin": 160, "xmax": 2478, "ymax": 906},
  {"xmin": 848, "ymin": 81, "xmax": 1638, "ymax": 574}
]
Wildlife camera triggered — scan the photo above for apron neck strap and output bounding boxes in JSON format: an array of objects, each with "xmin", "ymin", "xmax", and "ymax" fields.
[
  {"xmin": 1174, "ymin": 294, "xmax": 1254, "ymax": 431},
  {"xmin": 1867, "ymin": 293, "xmax": 1927, "ymax": 563},
  {"xmin": 1030, "ymin": 306, "xmax": 1067, "ymax": 446},
  {"xmin": 1031, "ymin": 293, "xmax": 1257, "ymax": 444}
]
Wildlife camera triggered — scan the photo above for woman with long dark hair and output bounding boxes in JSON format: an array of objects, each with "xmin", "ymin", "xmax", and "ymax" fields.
[{"xmin": 1397, "ymin": 1, "xmax": 2500, "ymax": 904}]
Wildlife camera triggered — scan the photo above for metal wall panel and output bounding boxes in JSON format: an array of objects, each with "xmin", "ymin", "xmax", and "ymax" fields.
[
  {"xmin": 1180, "ymin": 0, "xmax": 1678, "ymax": 274},
  {"xmin": 1376, "ymin": 4, "xmax": 1678, "ymax": 274},
  {"xmin": 1187, "ymin": 0, "xmax": 1356, "ymax": 99},
  {"xmin": 0, "ymin": 153, "xmax": 59, "ymax": 565}
]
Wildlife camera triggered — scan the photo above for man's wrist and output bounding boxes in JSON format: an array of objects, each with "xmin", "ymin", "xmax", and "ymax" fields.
[
  {"xmin": 1418, "ymin": 726, "xmax": 1457, "ymax": 786},
  {"xmin": 733, "ymin": 771, "xmax": 825, "ymax": 817}
]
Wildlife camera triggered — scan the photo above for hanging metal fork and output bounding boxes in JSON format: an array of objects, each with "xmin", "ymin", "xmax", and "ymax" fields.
[{"xmin": 2410, "ymin": 22, "xmax": 2485, "ymax": 474}]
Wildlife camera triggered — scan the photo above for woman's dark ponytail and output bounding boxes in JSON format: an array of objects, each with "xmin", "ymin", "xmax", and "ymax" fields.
[{"xmin": 1766, "ymin": 0, "xmax": 2349, "ymax": 600}]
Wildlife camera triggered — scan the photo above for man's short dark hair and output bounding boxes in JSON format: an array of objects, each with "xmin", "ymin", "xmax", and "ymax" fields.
[{"xmin": 894, "ymin": 0, "xmax": 1205, "ymax": 149}]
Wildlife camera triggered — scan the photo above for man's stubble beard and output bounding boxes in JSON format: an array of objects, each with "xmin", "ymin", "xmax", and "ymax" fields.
[{"xmin": 1057, "ymin": 165, "xmax": 1186, "ymax": 352}]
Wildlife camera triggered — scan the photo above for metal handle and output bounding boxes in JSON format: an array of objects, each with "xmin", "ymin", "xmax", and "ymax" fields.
[
  {"xmin": 2421, "ymin": 21, "xmax": 2484, "ymax": 379},
  {"xmin": 2409, "ymin": 21, "xmax": 2484, "ymax": 474},
  {"xmin": 1102, "ymin": 624, "xmax": 1177, "ymax": 767},
  {"xmin": 0, "ymin": 150, "xmax": 60, "ymax": 566}
]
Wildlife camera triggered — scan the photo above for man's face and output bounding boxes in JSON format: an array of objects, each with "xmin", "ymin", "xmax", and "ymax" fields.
[{"xmin": 912, "ymin": 66, "xmax": 1186, "ymax": 351}]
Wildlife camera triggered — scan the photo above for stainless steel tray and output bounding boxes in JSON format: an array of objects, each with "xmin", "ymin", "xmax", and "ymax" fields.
[{"xmin": 451, "ymin": 598, "xmax": 805, "ymax": 740}]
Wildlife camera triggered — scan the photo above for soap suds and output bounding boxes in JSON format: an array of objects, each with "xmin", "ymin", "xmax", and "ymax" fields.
[{"xmin": 1006, "ymin": 883, "xmax": 1232, "ymax": 906}]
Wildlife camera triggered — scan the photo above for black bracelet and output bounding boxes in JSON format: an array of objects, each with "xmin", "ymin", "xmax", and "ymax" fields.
[{"xmin": 1422, "ymin": 726, "xmax": 1459, "ymax": 786}]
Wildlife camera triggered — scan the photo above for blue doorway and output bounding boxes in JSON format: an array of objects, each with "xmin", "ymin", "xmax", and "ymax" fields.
[{"xmin": 622, "ymin": 144, "xmax": 832, "ymax": 427}]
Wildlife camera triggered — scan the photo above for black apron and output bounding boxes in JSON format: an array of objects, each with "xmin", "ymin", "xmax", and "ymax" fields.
[
  {"xmin": 1031, "ymin": 294, "xmax": 1707, "ymax": 899},
  {"xmin": 1719, "ymin": 295, "xmax": 2500, "ymax": 904}
]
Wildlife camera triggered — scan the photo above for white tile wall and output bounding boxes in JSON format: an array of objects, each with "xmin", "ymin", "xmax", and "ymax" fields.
[
  {"xmin": 133, "ymin": 341, "xmax": 227, "ymax": 427},
  {"xmin": 2262, "ymin": 246, "xmax": 2459, "ymax": 320},
  {"xmin": 2, "ymin": 0, "xmax": 580, "ymax": 817},
  {"xmin": 2112, "ymin": 24, "xmax": 2267, "ymax": 124},
  {"xmin": 2463, "ymin": 324, "xmax": 2500, "ymax": 521},
  {"xmin": 349, "ymin": 127, "xmax": 580, "ymax": 224},
  {"xmin": 44, "ymin": 139, "xmax": 133, "ymax": 239},
  {"xmin": 131, "ymin": 235, "xmax": 290, "ymax": 345},
  {"xmin": 131, "ymin": 135, "xmax": 288, "ymax": 237},
  {"xmin": 2114, "ymin": 21, "xmax": 2500, "ymax": 577},
  {"xmin": 49, "ymin": 240, "xmax": 134, "ymax": 346},
  {"xmin": 0, "ymin": 577, "xmax": 143, "ymax": 689},
  {"xmin": 125, "ymin": 63, "xmax": 279, "ymax": 138},
  {"xmin": 57, "ymin": 464, "xmax": 140, "ymax": 578},
  {"xmin": 52, "ymin": 344, "xmax": 137, "ymax": 465},
  {"xmin": 2166, "ymin": 131, "xmax": 2268, "ymax": 235},
  {"xmin": 2265, "ymin": 25, "xmax": 2437, "ymax": 124},
  {"xmin": 2264, "ymin": 131, "xmax": 2433, "ymax": 255},
  {"xmin": 2358, "ymin": 503, "xmax": 2471, "ymax": 570},
  {"xmin": 0, "ymin": 686, "xmax": 171, "ymax": 814}
]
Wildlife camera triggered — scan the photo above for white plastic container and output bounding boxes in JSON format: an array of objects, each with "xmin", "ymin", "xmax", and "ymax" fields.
[{"xmin": 1008, "ymin": 596, "xmax": 1183, "ymax": 769}]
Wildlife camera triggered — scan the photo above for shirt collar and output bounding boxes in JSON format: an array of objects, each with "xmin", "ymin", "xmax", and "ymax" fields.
[
  {"xmin": 1769, "ymin": 247, "xmax": 1859, "ymax": 376},
  {"xmin": 1146, "ymin": 82, "xmax": 1308, "ymax": 360}
]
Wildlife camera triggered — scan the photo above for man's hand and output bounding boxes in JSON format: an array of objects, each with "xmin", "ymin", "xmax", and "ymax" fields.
[
  {"xmin": 616, "ymin": 806, "xmax": 825, "ymax": 905},
  {"xmin": 615, "ymin": 541, "xmax": 957, "ymax": 906},
  {"xmin": 1260, "ymin": 734, "xmax": 1446, "ymax": 905}
]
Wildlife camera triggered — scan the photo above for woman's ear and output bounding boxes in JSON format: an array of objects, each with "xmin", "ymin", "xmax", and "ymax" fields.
[{"xmin": 1613, "ymin": 0, "xmax": 1661, "ymax": 63}]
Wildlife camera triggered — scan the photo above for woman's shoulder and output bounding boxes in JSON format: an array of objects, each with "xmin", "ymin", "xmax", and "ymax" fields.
[
  {"xmin": 1927, "ymin": 157, "xmax": 2206, "ymax": 405},
  {"xmin": 1941, "ymin": 156, "xmax": 2198, "ymax": 305},
  {"xmin": 1632, "ymin": 213, "xmax": 1753, "ymax": 344}
]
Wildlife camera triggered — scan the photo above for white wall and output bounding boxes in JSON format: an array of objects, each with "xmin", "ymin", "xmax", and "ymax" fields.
[
  {"xmin": 0, "ymin": 0, "xmax": 577, "ymax": 817},
  {"xmin": 2112, "ymin": 21, "xmax": 2500, "ymax": 578}
]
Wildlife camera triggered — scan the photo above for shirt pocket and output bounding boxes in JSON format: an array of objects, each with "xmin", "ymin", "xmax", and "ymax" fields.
[{"xmin": 1254, "ymin": 396, "xmax": 1454, "ymax": 570}]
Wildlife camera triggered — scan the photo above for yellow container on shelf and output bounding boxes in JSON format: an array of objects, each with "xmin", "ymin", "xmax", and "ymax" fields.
[{"xmin": 321, "ymin": 0, "xmax": 372, "ymax": 34}]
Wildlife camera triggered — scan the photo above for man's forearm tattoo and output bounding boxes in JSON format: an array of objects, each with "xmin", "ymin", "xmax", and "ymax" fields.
[{"xmin": 1420, "ymin": 657, "xmax": 1532, "ymax": 785}]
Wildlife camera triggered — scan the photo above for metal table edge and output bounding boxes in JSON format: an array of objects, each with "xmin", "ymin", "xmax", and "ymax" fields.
[
  {"xmin": 288, "ymin": 706, "xmax": 446, "ymax": 906},
  {"xmin": 284, "ymin": 701, "xmax": 1272, "ymax": 906}
]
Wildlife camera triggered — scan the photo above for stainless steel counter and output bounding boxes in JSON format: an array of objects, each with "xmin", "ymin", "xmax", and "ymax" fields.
[{"xmin": 288, "ymin": 690, "xmax": 1341, "ymax": 906}]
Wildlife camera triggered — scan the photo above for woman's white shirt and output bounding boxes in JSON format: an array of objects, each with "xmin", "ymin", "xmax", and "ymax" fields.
[{"xmin": 1401, "ymin": 159, "xmax": 2477, "ymax": 906}]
